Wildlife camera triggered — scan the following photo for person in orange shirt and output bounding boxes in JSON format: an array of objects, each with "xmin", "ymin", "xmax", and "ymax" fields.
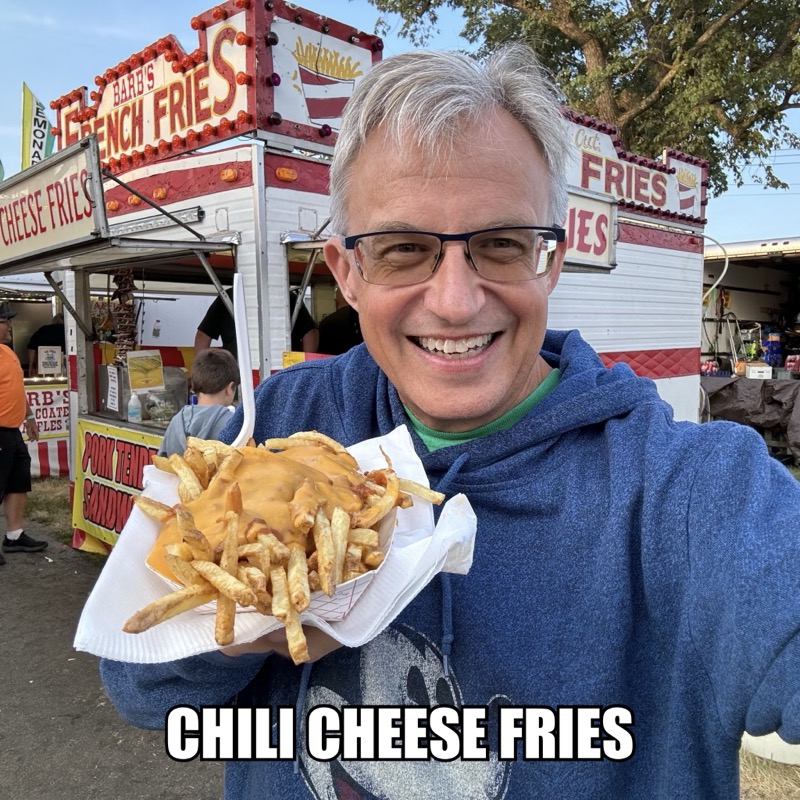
[{"xmin": 0, "ymin": 302, "xmax": 47, "ymax": 566}]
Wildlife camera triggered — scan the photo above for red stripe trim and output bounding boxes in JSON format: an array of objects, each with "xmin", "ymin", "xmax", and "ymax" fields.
[
  {"xmin": 618, "ymin": 222, "xmax": 704, "ymax": 253},
  {"xmin": 599, "ymin": 347, "xmax": 699, "ymax": 379},
  {"xmin": 37, "ymin": 442, "xmax": 51, "ymax": 477},
  {"xmin": 57, "ymin": 439, "xmax": 69, "ymax": 476},
  {"xmin": 103, "ymin": 159, "xmax": 254, "ymax": 218}
]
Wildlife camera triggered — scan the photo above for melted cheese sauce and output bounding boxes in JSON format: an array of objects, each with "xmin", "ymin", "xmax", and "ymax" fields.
[{"xmin": 147, "ymin": 445, "xmax": 369, "ymax": 581}]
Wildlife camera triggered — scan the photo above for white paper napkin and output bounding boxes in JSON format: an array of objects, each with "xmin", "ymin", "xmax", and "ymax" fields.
[{"xmin": 74, "ymin": 425, "xmax": 476, "ymax": 663}]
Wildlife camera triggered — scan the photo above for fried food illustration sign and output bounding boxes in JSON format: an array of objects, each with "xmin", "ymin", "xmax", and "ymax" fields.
[{"xmin": 266, "ymin": 8, "xmax": 381, "ymax": 142}]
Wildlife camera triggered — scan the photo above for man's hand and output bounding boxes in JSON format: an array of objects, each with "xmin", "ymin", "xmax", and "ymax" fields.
[
  {"xmin": 221, "ymin": 625, "xmax": 342, "ymax": 662},
  {"xmin": 25, "ymin": 417, "xmax": 39, "ymax": 442}
]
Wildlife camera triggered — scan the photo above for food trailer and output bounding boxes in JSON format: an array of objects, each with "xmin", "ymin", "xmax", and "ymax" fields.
[{"xmin": 0, "ymin": 0, "xmax": 708, "ymax": 552}]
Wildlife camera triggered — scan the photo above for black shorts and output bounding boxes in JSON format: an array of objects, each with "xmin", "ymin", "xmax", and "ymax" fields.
[{"xmin": 0, "ymin": 427, "xmax": 32, "ymax": 503}]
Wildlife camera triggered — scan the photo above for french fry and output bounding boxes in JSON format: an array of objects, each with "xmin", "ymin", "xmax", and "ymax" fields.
[
  {"xmin": 169, "ymin": 453, "xmax": 204, "ymax": 502},
  {"xmin": 257, "ymin": 532, "xmax": 290, "ymax": 565},
  {"xmin": 284, "ymin": 604, "xmax": 310, "ymax": 664},
  {"xmin": 270, "ymin": 566, "xmax": 291, "ymax": 621},
  {"xmin": 191, "ymin": 560, "xmax": 257, "ymax": 607},
  {"xmin": 219, "ymin": 511, "xmax": 240, "ymax": 575},
  {"xmin": 348, "ymin": 528, "xmax": 379, "ymax": 548},
  {"xmin": 164, "ymin": 551, "xmax": 206, "ymax": 587},
  {"xmin": 164, "ymin": 541, "xmax": 195, "ymax": 561},
  {"xmin": 152, "ymin": 454, "xmax": 175, "ymax": 473},
  {"xmin": 123, "ymin": 583, "xmax": 217, "ymax": 633},
  {"xmin": 308, "ymin": 569, "xmax": 321, "ymax": 592},
  {"xmin": 224, "ymin": 481, "xmax": 243, "ymax": 516},
  {"xmin": 363, "ymin": 549, "xmax": 385, "ymax": 568},
  {"xmin": 215, "ymin": 593, "xmax": 236, "ymax": 646},
  {"xmin": 181, "ymin": 528, "xmax": 215, "ymax": 562},
  {"xmin": 330, "ymin": 506, "xmax": 350, "ymax": 588},
  {"xmin": 288, "ymin": 430, "xmax": 348, "ymax": 454},
  {"xmin": 287, "ymin": 544, "xmax": 310, "ymax": 613},
  {"xmin": 312, "ymin": 509, "xmax": 336, "ymax": 596},
  {"xmin": 134, "ymin": 495, "xmax": 175, "ymax": 523},
  {"xmin": 238, "ymin": 566, "xmax": 271, "ymax": 614},
  {"xmin": 183, "ymin": 446, "xmax": 210, "ymax": 489},
  {"xmin": 175, "ymin": 505, "xmax": 196, "ymax": 533},
  {"xmin": 352, "ymin": 471, "xmax": 400, "ymax": 528},
  {"xmin": 398, "ymin": 477, "xmax": 445, "ymax": 505}
]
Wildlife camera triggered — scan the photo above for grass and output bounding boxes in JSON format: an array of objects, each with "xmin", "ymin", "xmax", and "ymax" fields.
[
  {"xmin": 26, "ymin": 476, "xmax": 74, "ymax": 545},
  {"xmin": 20, "ymin": 477, "xmax": 800, "ymax": 797},
  {"xmin": 740, "ymin": 749, "xmax": 800, "ymax": 798}
]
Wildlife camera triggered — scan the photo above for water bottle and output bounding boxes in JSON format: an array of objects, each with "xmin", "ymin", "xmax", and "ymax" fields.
[{"xmin": 127, "ymin": 392, "xmax": 142, "ymax": 423}]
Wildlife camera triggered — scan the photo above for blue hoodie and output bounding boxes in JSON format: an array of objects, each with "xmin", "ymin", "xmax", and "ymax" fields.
[{"xmin": 100, "ymin": 330, "xmax": 800, "ymax": 799}]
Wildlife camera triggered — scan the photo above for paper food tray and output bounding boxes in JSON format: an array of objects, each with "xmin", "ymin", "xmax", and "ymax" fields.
[
  {"xmin": 154, "ymin": 506, "xmax": 396, "ymax": 621},
  {"xmin": 74, "ymin": 425, "xmax": 477, "ymax": 663}
]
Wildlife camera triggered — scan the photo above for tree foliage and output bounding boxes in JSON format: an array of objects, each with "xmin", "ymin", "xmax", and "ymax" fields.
[{"xmin": 369, "ymin": 0, "xmax": 800, "ymax": 194}]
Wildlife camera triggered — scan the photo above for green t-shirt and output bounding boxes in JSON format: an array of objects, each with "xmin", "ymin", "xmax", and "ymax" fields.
[{"xmin": 405, "ymin": 368, "xmax": 561, "ymax": 451}]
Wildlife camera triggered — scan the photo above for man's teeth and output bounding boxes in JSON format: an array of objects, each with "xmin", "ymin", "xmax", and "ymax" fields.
[{"xmin": 418, "ymin": 334, "xmax": 493, "ymax": 355}]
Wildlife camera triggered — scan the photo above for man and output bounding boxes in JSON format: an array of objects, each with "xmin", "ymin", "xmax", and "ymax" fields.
[
  {"xmin": 194, "ymin": 286, "xmax": 319, "ymax": 359},
  {"xmin": 317, "ymin": 286, "xmax": 363, "ymax": 355},
  {"xmin": 0, "ymin": 302, "xmax": 47, "ymax": 566},
  {"xmin": 26, "ymin": 311, "xmax": 66, "ymax": 376},
  {"xmin": 100, "ymin": 46, "xmax": 800, "ymax": 798}
]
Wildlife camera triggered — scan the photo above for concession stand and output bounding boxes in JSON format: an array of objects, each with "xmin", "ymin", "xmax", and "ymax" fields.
[
  {"xmin": 0, "ymin": 0, "xmax": 382, "ymax": 551},
  {"xmin": 0, "ymin": 0, "xmax": 711, "ymax": 552}
]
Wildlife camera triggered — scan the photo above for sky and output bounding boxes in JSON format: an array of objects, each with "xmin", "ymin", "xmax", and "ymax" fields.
[{"xmin": 0, "ymin": 0, "xmax": 797, "ymax": 247}]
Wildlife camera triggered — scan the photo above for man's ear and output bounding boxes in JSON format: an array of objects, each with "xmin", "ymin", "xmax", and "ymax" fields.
[
  {"xmin": 546, "ymin": 238, "xmax": 567, "ymax": 295},
  {"xmin": 323, "ymin": 236, "xmax": 360, "ymax": 311}
]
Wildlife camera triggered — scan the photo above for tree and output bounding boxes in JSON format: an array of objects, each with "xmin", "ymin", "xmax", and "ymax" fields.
[{"xmin": 369, "ymin": 0, "xmax": 800, "ymax": 194}]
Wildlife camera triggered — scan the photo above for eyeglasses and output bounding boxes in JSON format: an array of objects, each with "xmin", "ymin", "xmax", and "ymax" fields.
[{"xmin": 342, "ymin": 225, "xmax": 566, "ymax": 286}]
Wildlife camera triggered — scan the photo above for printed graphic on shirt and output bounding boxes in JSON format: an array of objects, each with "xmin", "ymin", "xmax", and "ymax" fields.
[{"xmin": 299, "ymin": 624, "xmax": 513, "ymax": 799}]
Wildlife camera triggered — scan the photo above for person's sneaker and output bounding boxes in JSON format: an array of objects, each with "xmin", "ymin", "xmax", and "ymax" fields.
[{"xmin": 2, "ymin": 532, "xmax": 48, "ymax": 553}]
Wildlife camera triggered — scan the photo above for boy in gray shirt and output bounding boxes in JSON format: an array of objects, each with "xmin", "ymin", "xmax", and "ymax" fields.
[{"xmin": 158, "ymin": 349, "xmax": 239, "ymax": 457}]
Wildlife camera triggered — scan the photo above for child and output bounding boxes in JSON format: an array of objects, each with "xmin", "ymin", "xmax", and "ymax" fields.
[{"xmin": 158, "ymin": 349, "xmax": 239, "ymax": 457}]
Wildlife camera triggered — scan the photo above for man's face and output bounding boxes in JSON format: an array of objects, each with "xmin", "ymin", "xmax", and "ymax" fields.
[
  {"xmin": 0, "ymin": 318, "xmax": 11, "ymax": 345},
  {"xmin": 325, "ymin": 109, "xmax": 565, "ymax": 432}
]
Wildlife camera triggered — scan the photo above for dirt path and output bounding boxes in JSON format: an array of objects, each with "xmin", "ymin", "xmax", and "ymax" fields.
[{"xmin": 1, "ymin": 519, "xmax": 223, "ymax": 800}]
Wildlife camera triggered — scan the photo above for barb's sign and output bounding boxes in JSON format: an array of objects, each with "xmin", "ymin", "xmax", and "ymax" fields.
[{"xmin": 72, "ymin": 417, "xmax": 160, "ymax": 546}]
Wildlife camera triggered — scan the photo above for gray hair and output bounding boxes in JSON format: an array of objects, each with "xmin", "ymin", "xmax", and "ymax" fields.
[{"xmin": 329, "ymin": 44, "xmax": 571, "ymax": 235}]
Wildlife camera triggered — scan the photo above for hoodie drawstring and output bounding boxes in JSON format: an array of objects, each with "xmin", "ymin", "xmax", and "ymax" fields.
[
  {"xmin": 293, "ymin": 660, "xmax": 313, "ymax": 774},
  {"xmin": 433, "ymin": 452, "xmax": 469, "ymax": 678}
]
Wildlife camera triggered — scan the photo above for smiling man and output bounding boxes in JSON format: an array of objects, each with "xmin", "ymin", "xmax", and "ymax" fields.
[{"xmin": 101, "ymin": 46, "xmax": 800, "ymax": 799}]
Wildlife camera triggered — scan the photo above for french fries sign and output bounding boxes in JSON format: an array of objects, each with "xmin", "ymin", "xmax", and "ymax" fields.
[
  {"xmin": 51, "ymin": 0, "xmax": 382, "ymax": 172},
  {"xmin": 72, "ymin": 418, "xmax": 160, "ymax": 545}
]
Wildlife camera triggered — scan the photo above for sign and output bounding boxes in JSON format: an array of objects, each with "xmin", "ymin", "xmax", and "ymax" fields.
[
  {"xmin": 127, "ymin": 349, "xmax": 165, "ymax": 391},
  {"xmin": 0, "ymin": 137, "xmax": 108, "ymax": 268},
  {"xmin": 564, "ymin": 190, "xmax": 617, "ymax": 271},
  {"xmin": 566, "ymin": 119, "xmax": 706, "ymax": 223},
  {"xmin": 106, "ymin": 365, "xmax": 119, "ymax": 412},
  {"xmin": 23, "ymin": 382, "xmax": 69, "ymax": 440},
  {"xmin": 37, "ymin": 346, "xmax": 63, "ymax": 376},
  {"xmin": 52, "ymin": 0, "xmax": 382, "ymax": 172},
  {"xmin": 72, "ymin": 417, "xmax": 160, "ymax": 546}
]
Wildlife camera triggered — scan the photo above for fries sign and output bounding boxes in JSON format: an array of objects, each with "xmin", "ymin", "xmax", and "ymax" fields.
[{"xmin": 52, "ymin": 0, "xmax": 383, "ymax": 174}]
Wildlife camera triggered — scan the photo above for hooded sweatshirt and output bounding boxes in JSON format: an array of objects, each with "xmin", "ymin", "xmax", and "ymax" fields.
[
  {"xmin": 157, "ymin": 403, "xmax": 233, "ymax": 457},
  {"xmin": 100, "ymin": 330, "xmax": 800, "ymax": 799}
]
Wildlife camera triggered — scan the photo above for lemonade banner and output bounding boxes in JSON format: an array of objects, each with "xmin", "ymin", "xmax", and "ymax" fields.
[{"xmin": 72, "ymin": 417, "xmax": 161, "ymax": 548}]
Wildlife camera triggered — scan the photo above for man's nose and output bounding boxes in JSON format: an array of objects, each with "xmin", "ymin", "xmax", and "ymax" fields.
[{"xmin": 423, "ymin": 241, "xmax": 485, "ymax": 321}]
